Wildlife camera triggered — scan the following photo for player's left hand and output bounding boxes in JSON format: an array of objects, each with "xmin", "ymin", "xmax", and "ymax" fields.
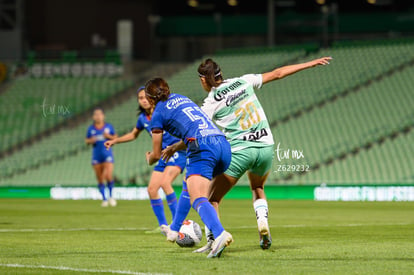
[
  {"xmin": 312, "ymin": 56, "xmax": 332, "ymax": 67},
  {"xmin": 161, "ymin": 145, "xmax": 175, "ymax": 161}
]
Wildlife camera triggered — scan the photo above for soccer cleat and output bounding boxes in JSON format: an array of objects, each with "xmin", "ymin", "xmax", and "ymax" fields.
[
  {"xmin": 108, "ymin": 198, "xmax": 117, "ymax": 207},
  {"xmin": 160, "ymin": 225, "xmax": 169, "ymax": 236},
  {"xmin": 207, "ymin": 231, "xmax": 233, "ymax": 258},
  {"xmin": 101, "ymin": 200, "xmax": 109, "ymax": 207},
  {"xmin": 258, "ymin": 221, "xmax": 272, "ymax": 249},
  {"xmin": 144, "ymin": 226, "xmax": 167, "ymax": 235},
  {"xmin": 166, "ymin": 229, "xmax": 179, "ymax": 243},
  {"xmin": 193, "ymin": 239, "xmax": 213, "ymax": 253}
]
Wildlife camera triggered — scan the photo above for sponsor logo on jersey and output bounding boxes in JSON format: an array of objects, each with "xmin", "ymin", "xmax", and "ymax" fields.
[
  {"xmin": 225, "ymin": 89, "xmax": 248, "ymax": 106},
  {"xmin": 214, "ymin": 81, "xmax": 243, "ymax": 101},
  {"xmin": 166, "ymin": 96, "xmax": 193, "ymax": 109},
  {"xmin": 242, "ymin": 128, "xmax": 268, "ymax": 141}
]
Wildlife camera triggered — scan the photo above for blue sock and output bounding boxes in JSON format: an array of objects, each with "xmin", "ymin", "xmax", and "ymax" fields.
[
  {"xmin": 107, "ymin": 180, "xmax": 114, "ymax": 197},
  {"xmin": 170, "ymin": 181, "xmax": 191, "ymax": 232},
  {"xmin": 193, "ymin": 197, "xmax": 224, "ymax": 238},
  {"xmin": 166, "ymin": 192, "xmax": 177, "ymax": 219},
  {"xmin": 150, "ymin": 199, "xmax": 168, "ymax": 226},
  {"xmin": 98, "ymin": 183, "xmax": 106, "ymax": 201}
]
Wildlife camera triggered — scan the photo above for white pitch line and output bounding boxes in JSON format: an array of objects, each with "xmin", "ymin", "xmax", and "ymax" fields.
[
  {"xmin": 0, "ymin": 223, "xmax": 412, "ymax": 233},
  {"xmin": 0, "ymin": 227, "xmax": 150, "ymax": 233},
  {"xmin": 0, "ymin": 263, "xmax": 171, "ymax": 275},
  {"xmin": 232, "ymin": 222, "xmax": 413, "ymax": 229}
]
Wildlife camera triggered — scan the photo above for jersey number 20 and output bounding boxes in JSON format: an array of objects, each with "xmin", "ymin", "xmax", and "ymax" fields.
[{"xmin": 235, "ymin": 102, "xmax": 261, "ymax": 130}]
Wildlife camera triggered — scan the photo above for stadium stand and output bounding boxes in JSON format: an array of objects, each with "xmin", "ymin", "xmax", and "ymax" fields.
[
  {"xmin": 258, "ymin": 39, "xmax": 414, "ymax": 125},
  {"xmin": 0, "ymin": 77, "xmax": 133, "ymax": 153},
  {"xmin": 267, "ymin": 64, "xmax": 414, "ymax": 183},
  {"xmin": 1, "ymin": 40, "xmax": 414, "ymax": 186}
]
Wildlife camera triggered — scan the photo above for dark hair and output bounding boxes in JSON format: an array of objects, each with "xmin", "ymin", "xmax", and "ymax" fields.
[
  {"xmin": 145, "ymin": 77, "xmax": 171, "ymax": 103},
  {"xmin": 136, "ymin": 86, "xmax": 146, "ymax": 115},
  {"xmin": 198, "ymin": 58, "xmax": 223, "ymax": 88},
  {"xmin": 93, "ymin": 107, "xmax": 104, "ymax": 114}
]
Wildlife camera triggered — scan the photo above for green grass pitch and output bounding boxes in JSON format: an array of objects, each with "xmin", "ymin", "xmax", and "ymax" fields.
[{"xmin": 0, "ymin": 199, "xmax": 413, "ymax": 274}]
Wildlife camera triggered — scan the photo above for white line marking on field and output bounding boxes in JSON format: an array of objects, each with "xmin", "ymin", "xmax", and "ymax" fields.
[
  {"xmin": 231, "ymin": 222, "xmax": 413, "ymax": 229},
  {"xmin": 0, "ymin": 227, "xmax": 150, "ymax": 233},
  {"xmin": 0, "ymin": 222, "xmax": 412, "ymax": 233},
  {"xmin": 0, "ymin": 263, "xmax": 170, "ymax": 275}
]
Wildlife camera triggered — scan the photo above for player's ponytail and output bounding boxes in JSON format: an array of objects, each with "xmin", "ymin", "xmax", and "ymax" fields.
[
  {"xmin": 145, "ymin": 78, "xmax": 171, "ymax": 103},
  {"xmin": 198, "ymin": 58, "xmax": 223, "ymax": 88}
]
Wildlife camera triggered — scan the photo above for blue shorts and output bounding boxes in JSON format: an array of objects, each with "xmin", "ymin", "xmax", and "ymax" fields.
[
  {"xmin": 154, "ymin": 150, "xmax": 186, "ymax": 173},
  {"xmin": 185, "ymin": 135, "xmax": 231, "ymax": 180},
  {"xmin": 92, "ymin": 150, "xmax": 114, "ymax": 165}
]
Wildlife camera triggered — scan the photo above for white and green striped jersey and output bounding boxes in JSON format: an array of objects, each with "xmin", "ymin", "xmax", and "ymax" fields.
[{"xmin": 201, "ymin": 74, "xmax": 274, "ymax": 152}]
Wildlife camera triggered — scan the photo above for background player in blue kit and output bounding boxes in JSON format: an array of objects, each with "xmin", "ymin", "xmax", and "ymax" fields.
[
  {"xmin": 85, "ymin": 108, "xmax": 117, "ymax": 207},
  {"xmin": 105, "ymin": 87, "xmax": 186, "ymax": 233},
  {"xmin": 144, "ymin": 78, "xmax": 233, "ymax": 258}
]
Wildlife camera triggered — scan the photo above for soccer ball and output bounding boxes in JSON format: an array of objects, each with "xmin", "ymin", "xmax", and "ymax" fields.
[{"xmin": 176, "ymin": 220, "xmax": 202, "ymax": 247}]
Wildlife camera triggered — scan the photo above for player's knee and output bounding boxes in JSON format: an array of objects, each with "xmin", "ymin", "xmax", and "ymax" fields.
[{"xmin": 147, "ymin": 185, "xmax": 158, "ymax": 198}]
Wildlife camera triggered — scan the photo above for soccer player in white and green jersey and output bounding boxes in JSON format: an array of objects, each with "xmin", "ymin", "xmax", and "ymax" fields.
[{"xmin": 192, "ymin": 56, "xmax": 332, "ymax": 252}]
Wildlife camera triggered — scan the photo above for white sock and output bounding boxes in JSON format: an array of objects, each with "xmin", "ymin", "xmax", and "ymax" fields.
[
  {"xmin": 205, "ymin": 225, "xmax": 214, "ymax": 241},
  {"xmin": 253, "ymin": 199, "xmax": 269, "ymax": 228}
]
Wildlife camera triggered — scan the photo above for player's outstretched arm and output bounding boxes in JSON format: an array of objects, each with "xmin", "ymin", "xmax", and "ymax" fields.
[
  {"xmin": 262, "ymin": 56, "xmax": 332, "ymax": 84},
  {"xmin": 104, "ymin": 127, "xmax": 141, "ymax": 149}
]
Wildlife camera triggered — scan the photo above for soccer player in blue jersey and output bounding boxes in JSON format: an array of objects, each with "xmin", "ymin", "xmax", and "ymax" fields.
[
  {"xmin": 105, "ymin": 87, "xmax": 186, "ymax": 233},
  {"xmin": 144, "ymin": 77, "xmax": 233, "ymax": 258},
  {"xmin": 85, "ymin": 108, "xmax": 117, "ymax": 207}
]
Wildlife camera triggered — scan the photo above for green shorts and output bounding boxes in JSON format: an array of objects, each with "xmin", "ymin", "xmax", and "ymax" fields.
[{"xmin": 225, "ymin": 145, "xmax": 274, "ymax": 179}]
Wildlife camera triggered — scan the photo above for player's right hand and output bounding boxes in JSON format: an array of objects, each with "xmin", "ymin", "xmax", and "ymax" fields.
[
  {"xmin": 161, "ymin": 145, "xmax": 176, "ymax": 161},
  {"xmin": 104, "ymin": 140, "xmax": 114, "ymax": 150}
]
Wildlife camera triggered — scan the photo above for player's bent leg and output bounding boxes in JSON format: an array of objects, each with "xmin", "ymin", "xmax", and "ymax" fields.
[
  {"xmin": 147, "ymin": 171, "xmax": 168, "ymax": 230},
  {"xmin": 194, "ymin": 173, "xmax": 238, "ymax": 253},
  {"xmin": 248, "ymin": 171, "xmax": 272, "ymax": 249},
  {"xmin": 187, "ymin": 175, "xmax": 233, "ymax": 258},
  {"xmin": 168, "ymin": 180, "xmax": 191, "ymax": 242},
  {"xmin": 161, "ymin": 166, "xmax": 181, "ymax": 219}
]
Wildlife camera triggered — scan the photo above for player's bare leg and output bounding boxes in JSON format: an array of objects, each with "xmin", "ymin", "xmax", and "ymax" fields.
[{"xmin": 248, "ymin": 171, "xmax": 272, "ymax": 249}]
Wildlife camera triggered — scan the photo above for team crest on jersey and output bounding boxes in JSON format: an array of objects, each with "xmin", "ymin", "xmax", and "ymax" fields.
[
  {"xmin": 144, "ymin": 123, "xmax": 149, "ymax": 128},
  {"xmin": 91, "ymin": 130, "xmax": 96, "ymax": 135},
  {"xmin": 104, "ymin": 128, "xmax": 110, "ymax": 134}
]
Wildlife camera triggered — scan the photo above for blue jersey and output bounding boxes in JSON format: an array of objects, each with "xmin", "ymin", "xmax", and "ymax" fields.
[
  {"xmin": 150, "ymin": 93, "xmax": 224, "ymax": 144},
  {"xmin": 86, "ymin": 123, "xmax": 116, "ymax": 155},
  {"xmin": 136, "ymin": 112, "xmax": 182, "ymax": 149}
]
